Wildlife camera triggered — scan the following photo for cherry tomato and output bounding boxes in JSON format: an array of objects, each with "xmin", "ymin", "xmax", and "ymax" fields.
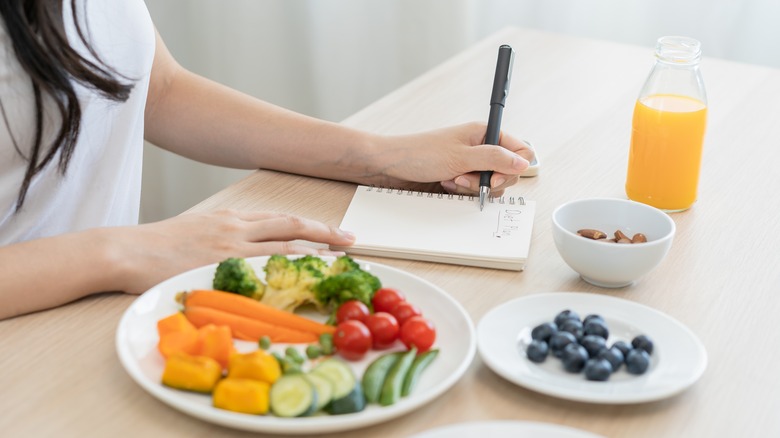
[
  {"xmin": 364, "ymin": 312, "xmax": 400, "ymax": 349},
  {"xmin": 400, "ymin": 316, "xmax": 436, "ymax": 352},
  {"xmin": 335, "ymin": 300, "xmax": 370, "ymax": 324},
  {"xmin": 372, "ymin": 288, "xmax": 406, "ymax": 314},
  {"xmin": 333, "ymin": 320, "xmax": 372, "ymax": 361},
  {"xmin": 391, "ymin": 301, "xmax": 422, "ymax": 326}
]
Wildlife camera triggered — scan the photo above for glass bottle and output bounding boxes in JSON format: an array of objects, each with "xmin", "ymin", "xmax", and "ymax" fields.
[{"xmin": 625, "ymin": 36, "xmax": 708, "ymax": 212}]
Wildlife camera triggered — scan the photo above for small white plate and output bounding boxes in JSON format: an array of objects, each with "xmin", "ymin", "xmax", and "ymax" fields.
[
  {"xmin": 116, "ymin": 256, "xmax": 476, "ymax": 434},
  {"xmin": 410, "ymin": 420, "xmax": 604, "ymax": 438},
  {"xmin": 477, "ymin": 292, "xmax": 707, "ymax": 404}
]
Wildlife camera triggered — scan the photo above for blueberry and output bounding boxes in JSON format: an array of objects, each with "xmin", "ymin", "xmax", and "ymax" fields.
[
  {"xmin": 584, "ymin": 358, "xmax": 613, "ymax": 381},
  {"xmin": 632, "ymin": 334, "xmax": 654, "ymax": 355},
  {"xmin": 559, "ymin": 318, "xmax": 584, "ymax": 340},
  {"xmin": 549, "ymin": 331, "xmax": 577, "ymax": 358},
  {"xmin": 583, "ymin": 314, "xmax": 605, "ymax": 326},
  {"xmin": 526, "ymin": 340, "xmax": 549, "ymax": 363},
  {"xmin": 583, "ymin": 319, "xmax": 609, "ymax": 339},
  {"xmin": 611, "ymin": 340, "xmax": 632, "ymax": 358},
  {"xmin": 626, "ymin": 349, "xmax": 651, "ymax": 374},
  {"xmin": 597, "ymin": 346, "xmax": 625, "ymax": 371},
  {"xmin": 561, "ymin": 343, "xmax": 589, "ymax": 373},
  {"xmin": 531, "ymin": 322, "xmax": 558, "ymax": 342},
  {"xmin": 580, "ymin": 334, "xmax": 607, "ymax": 358},
  {"xmin": 554, "ymin": 309, "xmax": 580, "ymax": 328}
]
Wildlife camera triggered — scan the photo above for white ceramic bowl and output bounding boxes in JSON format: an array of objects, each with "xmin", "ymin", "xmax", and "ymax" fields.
[{"xmin": 552, "ymin": 198, "xmax": 675, "ymax": 288}]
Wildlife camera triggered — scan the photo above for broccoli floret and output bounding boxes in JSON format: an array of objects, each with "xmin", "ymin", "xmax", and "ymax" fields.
[
  {"xmin": 264, "ymin": 255, "xmax": 300, "ymax": 290},
  {"xmin": 260, "ymin": 255, "xmax": 328, "ymax": 312},
  {"xmin": 213, "ymin": 257, "xmax": 265, "ymax": 299},
  {"xmin": 292, "ymin": 255, "xmax": 329, "ymax": 273},
  {"xmin": 329, "ymin": 255, "xmax": 361, "ymax": 275},
  {"xmin": 314, "ymin": 269, "xmax": 382, "ymax": 324}
]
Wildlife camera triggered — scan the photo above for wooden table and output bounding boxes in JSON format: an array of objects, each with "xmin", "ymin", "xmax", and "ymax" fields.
[{"xmin": 3, "ymin": 27, "xmax": 780, "ymax": 437}]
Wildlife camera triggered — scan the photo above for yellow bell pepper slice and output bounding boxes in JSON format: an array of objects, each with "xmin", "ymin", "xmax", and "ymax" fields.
[
  {"xmin": 227, "ymin": 350, "xmax": 282, "ymax": 384},
  {"xmin": 213, "ymin": 378, "xmax": 270, "ymax": 415},
  {"xmin": 161, "ymin": 354, "xmax": 222, "ymax": 394}
]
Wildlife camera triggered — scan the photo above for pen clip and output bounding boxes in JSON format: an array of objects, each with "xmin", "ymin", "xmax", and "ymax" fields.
[{"xmin": 490, "ymin": 45, "xmax": 514, "ymax": 107}]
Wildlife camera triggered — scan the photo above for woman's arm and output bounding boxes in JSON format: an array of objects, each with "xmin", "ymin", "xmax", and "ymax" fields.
[
  {"xmin": 144, "ymin": 31, "xmax": 534, "ymax": 192},
  {"xmin": 0, "ymin": 210, "xmax": 355, "ymax": 320}
]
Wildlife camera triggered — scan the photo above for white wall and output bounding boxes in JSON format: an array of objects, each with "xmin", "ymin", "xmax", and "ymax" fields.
[{"xmin": 141, "ymin": 0, "xmax": 780, "ymax": 223}]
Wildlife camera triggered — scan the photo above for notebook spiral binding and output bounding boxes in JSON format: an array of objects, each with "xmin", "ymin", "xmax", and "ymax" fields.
[{"xmin": 366, "ymin": 185, "xmax": 525, "ymax": 206}]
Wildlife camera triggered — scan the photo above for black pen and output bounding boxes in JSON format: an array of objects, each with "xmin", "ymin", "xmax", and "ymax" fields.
[{"xmin": 479, "ymin": 44, "xmax": 514, "ymax": 211}]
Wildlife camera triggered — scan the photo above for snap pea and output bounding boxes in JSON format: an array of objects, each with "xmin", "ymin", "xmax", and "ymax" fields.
[
  {"xmin": 378, "ymin": 347, "xmax": 417, "ymax": 406},
  {"xmin": 401, "ymin": 348, "xmax": 439, "ymax": 397},
  {"xmin": 361, "ymin": 352, "xmax": 403, "ymax": 404}
]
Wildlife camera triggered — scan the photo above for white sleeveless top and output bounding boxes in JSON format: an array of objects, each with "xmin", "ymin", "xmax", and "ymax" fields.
[{"xmin": 0, "ymin": 0, "xmax": 155, "ymax": 244}]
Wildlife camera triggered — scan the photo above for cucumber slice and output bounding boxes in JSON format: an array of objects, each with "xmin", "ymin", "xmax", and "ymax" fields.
[
  {"xmin": 401, "ymin": 348, "xmax": 439, "ymax": 397},
  {"xmin": 304, "ymin": 372, "xmax": 333, "ymax": 412},
  {"xmin": 270, "ymin": 374, "xmax": 318, "ymax": 417},
  {"xmin": 310, "ymin": 358, "xmax": 356, "ymax": 399},
  {"xmin": 325, "ymin": 383, "xmax": 366, "ymax": 415},
  {"xmin": 362, "ymin": 352, "xmax": 403, "ymax": 404}
]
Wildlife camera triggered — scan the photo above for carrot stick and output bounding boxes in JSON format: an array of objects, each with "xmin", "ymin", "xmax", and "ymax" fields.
[
  {"xmin": 179, "ymin": 290, "xmax": 335, "ymax": 336},
  {"xmin": 183, "ymin": 306, "xmax": 318, "ymax": 344}
]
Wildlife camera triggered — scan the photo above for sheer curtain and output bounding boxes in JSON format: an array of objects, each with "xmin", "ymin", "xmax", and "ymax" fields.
[{"xmin": 141, "ymin": 0, "xmax": 779, "ymax": 222}]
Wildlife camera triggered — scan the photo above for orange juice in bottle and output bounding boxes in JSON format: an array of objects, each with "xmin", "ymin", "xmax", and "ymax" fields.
[{"xmin": 625, "ymin": 37, "xmax": 707, "ymax": 212}]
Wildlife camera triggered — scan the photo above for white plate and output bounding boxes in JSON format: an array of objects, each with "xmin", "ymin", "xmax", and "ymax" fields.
[
  {"xmin": 477, "ymin": 292, "xmax": 706, "ymax": 404},
  {"xmin": 410, "ymin": 420, "xmax": 604, "ymax": 438},
  {"xmin": 116, "ymin": 256, "xmax": 476, "ymax": 434}
]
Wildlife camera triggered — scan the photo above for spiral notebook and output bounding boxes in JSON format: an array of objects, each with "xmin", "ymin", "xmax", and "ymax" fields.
[{"xmin": 331, "ymin": 185, "xmax": 536, "ymax": 271}]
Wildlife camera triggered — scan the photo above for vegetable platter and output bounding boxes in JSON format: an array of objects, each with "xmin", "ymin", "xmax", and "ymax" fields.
[{"xmin": 116, "ymin": 255, "xmax": 476, "ymax": 434}]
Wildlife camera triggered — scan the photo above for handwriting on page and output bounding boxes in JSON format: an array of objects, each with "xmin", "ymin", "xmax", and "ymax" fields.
[{"xmin": 493, "ymin": 208, "xmax": 524, "ymax": 238}]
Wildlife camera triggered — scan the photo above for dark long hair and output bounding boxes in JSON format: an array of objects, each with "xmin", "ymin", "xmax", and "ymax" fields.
[{"xmin": 0, "ymin": 0, "xmax": 134, "ymax": 211}]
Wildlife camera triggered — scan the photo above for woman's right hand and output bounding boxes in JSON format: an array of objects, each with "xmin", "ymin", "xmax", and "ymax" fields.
[{"xmin": 111, "ymin": 209, "xmax": 355, "ymax": 295}]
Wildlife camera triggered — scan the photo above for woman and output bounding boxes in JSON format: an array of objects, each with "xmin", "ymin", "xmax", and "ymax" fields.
[{"xmin": 0, "ymin": 0, "xmax": 533, "ymax": 319}]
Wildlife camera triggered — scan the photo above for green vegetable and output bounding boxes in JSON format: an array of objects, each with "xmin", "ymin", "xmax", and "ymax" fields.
[
  {"xmin": 303, "ymin": 372, "xmax": 333, "ymax": 411},
  {"xmin": 310, "ymin": 357, "xmax": 366, "ymax": 415},
  {"xmin": 285, "ymin": 347, "xmax": 305, "ymax": 365},
  {"xmin": 211, "ymin": 255, "xmax": 379, "ymax": 317},
  {"xmin": 272, "ymin": 351, "xmax": 303, "ymax": 375},
  {"xmin": 212, "ymin": 257, "xmax": 265, "ymax": 299},
  {"xmin": 313, "ymin": 264, "xmax": 382, "ymax": 324},
  {"xmin": 401, "ymin": 348, "xmax": 439, "ymax": 397},
  {"xmin": 362, "ymin": 352, "xmax": 403, "ymax": 404},
  {"xmin": 329, "ymin": 255, "xmax": 361, "ymax": 275},
  {"xmin": 325, "ymin": 384, "xmax": 366, "ymax": 415},
  {"xmin": 270, "ymin": 374, "xmax": 318, "ymax": 417},
  {"xmin": 259, "ymin": 255, "xmax": 328, "ymax": 312},
  {"xmin": 258, "ymin": 335, "xmax": 271, "ymax": 350},
  {"xmin": 305, "ymin": 344, "xmax": 322, "ymax": 360},
  {"xmin": 379, "ymin": 347, "xmax": 417, "ymax": 406},
  {"xmin": 310, "ymin": 358, "xmax": 356, "ymax": 400},
  {"xmin": 319, "ymin": 333, "xmax": 334, "ymax": 356}
]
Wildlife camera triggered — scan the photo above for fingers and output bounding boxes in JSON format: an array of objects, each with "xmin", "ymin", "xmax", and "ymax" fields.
[
  {"xmin": 440, "ymin": 126, "xmax": 534, "ymax": 195},
  {"xmin": 440, "ymin": 172, "xmax": 517, "ymax": 195},
  {"xmin": 242, "ymin": 241, "xmax": 347, "ymax": 257},
  {"xmin": 239, "ymin": 212, "xmax": 356, "ymax": 247}
]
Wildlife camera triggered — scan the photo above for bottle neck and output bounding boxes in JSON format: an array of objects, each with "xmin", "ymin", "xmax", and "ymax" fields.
[{"xmin": 639, "ymin": 36, "xmax": 707, "ymax": 104}]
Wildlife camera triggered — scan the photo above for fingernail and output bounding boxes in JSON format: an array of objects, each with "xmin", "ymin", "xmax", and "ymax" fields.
[
  {"xmin": 440, "ymin": 180, "xmax": 457, "ymax": 191},
  {"xmin": 514, "ymin": 155, "xmax": 529, "ymax": 170},
  {"xmin": 338, "ymin": 229, "xmax": 356, "ymax": 241},
  {"xmin": 454, "ymin": 176, "xmax": 470, "ymax": 188},
  {"xmin": 493, "ymin": 176, "xmax": 507, "ymax": 187}
]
